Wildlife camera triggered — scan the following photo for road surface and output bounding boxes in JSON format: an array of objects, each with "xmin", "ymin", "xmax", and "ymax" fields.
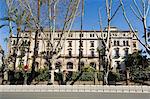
[{"xmin": 0, "ymin": 92, "xmax": 149, "ymax": 99}]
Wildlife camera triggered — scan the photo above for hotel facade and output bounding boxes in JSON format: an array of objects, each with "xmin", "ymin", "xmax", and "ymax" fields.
[{"xmin": 9, "ymin": 27, "xmax": 138, "ymax": 72}]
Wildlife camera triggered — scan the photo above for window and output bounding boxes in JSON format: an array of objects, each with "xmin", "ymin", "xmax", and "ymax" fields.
[
  {"xmin": 126, "ymin": 41, "xmax": 129, "ymax": 46},
  {"xmin": 123, "ymin": 41, "xmax": 125, "ymax": 46},
  {"xmin": 115, "ymin": 61, "xmax": 120, "ymax": 69},
  {"xmin": 117, "ymin": 41, "xmax": 120, "ymax": 46},
  {"xmin": 90, "ymin": 34, "xmax": 95, "ymax": 37},
  {"xmin": 24, "ymin": 40, "xmax": 28, "ymax": 46},
  {"xmin": 37, "ymin": 41, "xmax": 39, "ymax": 48},
  {"xmin": 46, "ymin": 51, "xmax": 49, "ymax": 56},
  {"xmin": 28, "ymin": 41, "xmax": 30, "ymax": 45},
  {"xmin": 69, "ymin": 33, "xmax": 73, "ymax": 37},
  {"xmin": 79, "ymin": 33, "xmax": 83, "ymax": 37},
  {"xmin": 115, "ymin": 48, "xmax": 119, "ymax": 58},
  {"xmin": 24, "ymin": 33, "xmax": 28, "ymax": 37},
  {"xmin": 68, "ymin": 50, "xmax": 72, "ymax": 57},
  {"xmin": 50, "ymin": 34, "xmax": 51, "ymax": 38},
  {"xmin": 90, "ymin": 41, "xmax": 94, "ymax": 47},
  {"xmin": 67, "ymin": 62, "xmax": 73, "ymax": 69},
  {"xmin": 58, "ymin": 34, "xmax": 59, "ymax": 37},
  {"xmin": 114, "ymin": 40, "xmax": 116, "ymax": 46},
  {"xmin": 90, "ymin": 34, "xmax": 92, "ymax": 37},
  {"xmin": 35, "ymin": 62, "xmax": 39, "ymax": 71},
  {"xmin": 79, "ymin": 49, "xmax": 83, "ymax": 57},
  {"xmin": 68, "ymin": 48, "xmax": 72, "ymax": 57},
  {"xmin": 124, "ymin": 48, "xmax": 129, "ymax": 56},
  {"xmin": 104, "ymin": 34, "xmax": 106, "ymax": 37},
  {"xmin": 47, "ymin": 42, "xmax": 50, "ymax": 47},
  {"xmin": 55, "ymin": 62, "xmax": 61, "ymax": 69},
  {"xmin": 68, "ymin": 41, "xmax": 72, "ymax": 47},
  {"xmin": 133, "ymin": 42, "xmax": 136, "ymax": 47},
  {"xmin": 91, "ymin": 50, "xmax": 94, "ymax": 57},
  {"xmin": 93, "ymin": 34, "xmax": 94, "ymax": 37},
  {"xmin": 47, "ymin": 34, "xmax": 49, "ymax": 37},
  {"xmin": 81, "ymin": 62, "xmax": 84, "ymax": 67},
  {"xmin": 79, "ymin": 41, "xmax": 83, "ymax": 47},
  {"xmin": 38, "ymin": 33, "xmax": 41, "ymax": 37}
]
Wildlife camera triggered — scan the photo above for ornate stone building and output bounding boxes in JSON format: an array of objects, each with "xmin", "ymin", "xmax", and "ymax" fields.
[{"xmin": 9, "ymin": 27, "xmax": 138, "ymax": 72}]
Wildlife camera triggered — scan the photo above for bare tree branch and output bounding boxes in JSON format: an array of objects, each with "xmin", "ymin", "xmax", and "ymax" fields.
[
  {"xmin": 132, "ymin": 0, "xmax": 143, "ymax": 17},
  {"xmin": 130, "ymin": 5, "xmax": 142, "ymax": 21}
]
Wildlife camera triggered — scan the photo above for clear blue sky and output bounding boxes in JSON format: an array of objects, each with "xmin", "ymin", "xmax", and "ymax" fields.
[{"xmin": 0, "ymin": 0, "xmax": 150, "ymax": 53}]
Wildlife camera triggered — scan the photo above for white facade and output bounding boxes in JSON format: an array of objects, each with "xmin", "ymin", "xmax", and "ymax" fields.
[{"xmin": 9, "ymin": 27, "xmax": 138, "ymax": 72}]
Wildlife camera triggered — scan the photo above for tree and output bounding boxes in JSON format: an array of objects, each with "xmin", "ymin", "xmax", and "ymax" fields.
[
  {"xmin": 120, "ymin": 0, "xmax": 150, "ymax": 54},
  {"xmin": 2, "ymin": 0, "xmax": 82, "ymax": 85},
  {"xmin": 0, "ymin": 45, "xmax": 6, "ymax": 84},
  {"xmin": 119, "ymin": 0, "xmax": 150, "ymax": 85},
  {"xmin": 96, "ymin": 0, "xmax": 121, "ymax": 85},
  {"xmin": 124, "ymin": 50, "xmax": 150, "ymax": 84}
]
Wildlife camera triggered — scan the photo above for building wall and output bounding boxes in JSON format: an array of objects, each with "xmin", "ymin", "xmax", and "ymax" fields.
[{"xmin": 9, "ymin": 27, "xmax": 138, "ymax": 72}]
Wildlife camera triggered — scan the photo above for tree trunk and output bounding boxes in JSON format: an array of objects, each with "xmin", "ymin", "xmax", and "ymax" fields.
[
  {"xmin": 70, "ymin": 71, "xmax": 84, "ymax": 85},
  {"xmin": 47, "ymin": 59, "xmax": 55, "ymax": 85},
  {"xmin": 126, "ymin": 70, "xmax": 130, "ymax": 85},
  {"xmin": 13, "ymin": 28, "xmax": 20, "ymax": 71},
  {"xmin": 94, "ymin": 72, "xmax": 98, "ymax": 85}
]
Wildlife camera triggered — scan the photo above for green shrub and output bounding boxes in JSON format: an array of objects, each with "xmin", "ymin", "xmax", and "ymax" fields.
[
  {"xmin": 71, "ymin": 71, "xmax": 103, "ymax": 81},
  {"xmin": 35, "ymin": 68, "xmax": 49, "ymax": 81}
]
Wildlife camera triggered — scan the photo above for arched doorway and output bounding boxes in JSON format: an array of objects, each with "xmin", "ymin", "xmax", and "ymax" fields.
[{"xmin": 67, "ymin": 62, "xmax": 73, "ymax": 69}]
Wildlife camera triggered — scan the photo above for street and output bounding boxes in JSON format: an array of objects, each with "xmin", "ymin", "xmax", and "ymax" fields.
[{"xmin": 0, "ymin": 92, "xmax": 149, "ymax": 99}]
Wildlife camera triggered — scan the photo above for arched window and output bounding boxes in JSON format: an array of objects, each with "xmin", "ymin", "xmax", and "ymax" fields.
[
  {"xmin": 67, "ymin": 62, "xmax": 73, "ymax": 69},
  {"xmin": 90, "ymin": 62, "xmax": 96, "ymax": 69},
  {"xmin": 55, "ymin": 62, "xmax": 61, "ymax": 69}
]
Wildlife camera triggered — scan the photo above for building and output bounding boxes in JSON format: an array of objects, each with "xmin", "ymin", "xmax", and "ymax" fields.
[{"xmin": 9, "ymin": 27, "xmax": 138, "ymax": 72}]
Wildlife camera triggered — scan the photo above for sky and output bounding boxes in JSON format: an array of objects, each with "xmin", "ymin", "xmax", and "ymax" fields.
[{"xmin": 0, "ymin": 0, "xmax": 150, "ymax": 54}]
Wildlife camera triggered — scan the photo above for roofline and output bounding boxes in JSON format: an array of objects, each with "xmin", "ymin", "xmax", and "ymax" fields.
[{"xmin": 23, "ymin": 30, "xmax": 138, "ymax": 33}]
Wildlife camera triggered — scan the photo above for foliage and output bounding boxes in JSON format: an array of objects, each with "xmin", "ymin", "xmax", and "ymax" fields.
[
  {"xmin": 82, "ymin": 66, "xmax": 96, "ymax": 72},
  {"xmin": 97, "ymin": 72, "xmax": 103, "ymax": 81},
  {"xmin": 72, "ymin": 72, "xmax": 103, "ymax": 81},
  {"xmin": 71, "ymin": 72, "xmax": 94, "ymax": 81},
  {"xmin": 124, "ymin": 51, "xmax": 150, "ymax": 81},
  {"xmin": 35, "ymin": 67, "xmax": 49, "ymax": 81}
]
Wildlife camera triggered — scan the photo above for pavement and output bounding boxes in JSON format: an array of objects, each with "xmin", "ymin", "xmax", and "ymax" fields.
[{"xmin": 0, "ymin": 92, "xmax": 149, "ymax": 99}]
